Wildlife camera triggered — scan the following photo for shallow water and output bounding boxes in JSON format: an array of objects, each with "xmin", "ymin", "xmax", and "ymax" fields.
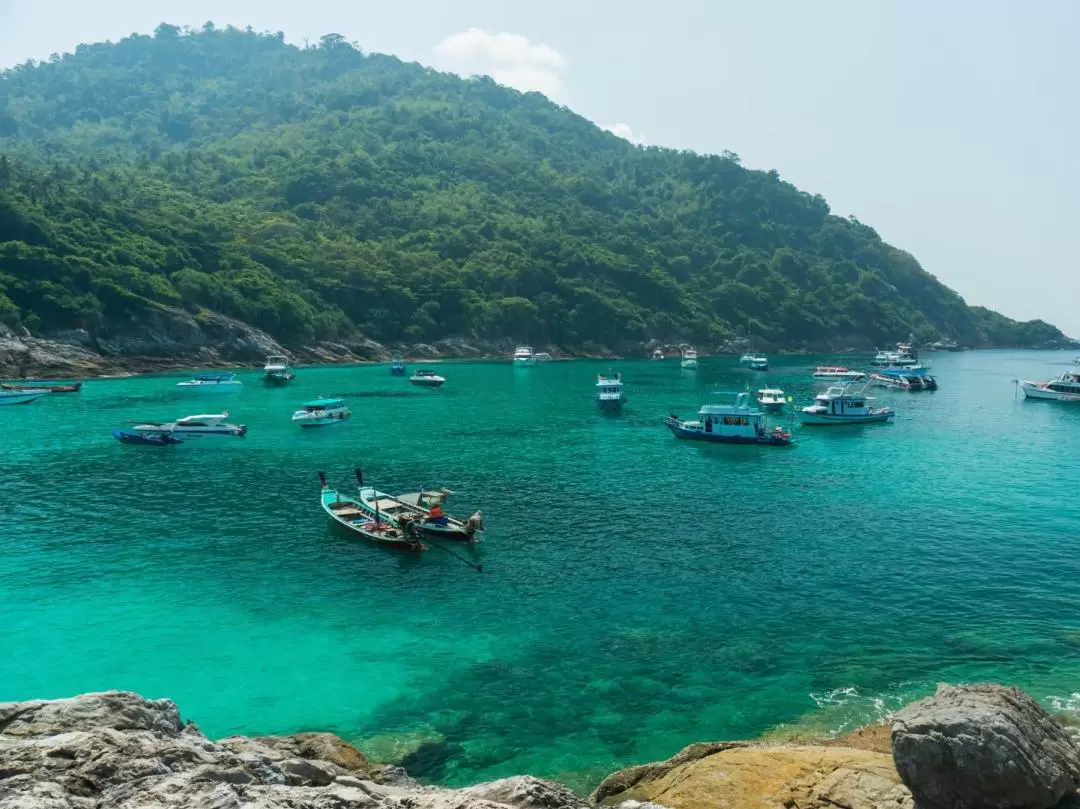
[{"xmin": 3, "ymin": 351, "xmax": 1080, "ymax": 789}]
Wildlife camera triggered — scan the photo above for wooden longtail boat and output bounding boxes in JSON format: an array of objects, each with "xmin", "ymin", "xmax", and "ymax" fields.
[{"xmin": 319, "ymin": 472, "xmax": 426, "ymax": 552}]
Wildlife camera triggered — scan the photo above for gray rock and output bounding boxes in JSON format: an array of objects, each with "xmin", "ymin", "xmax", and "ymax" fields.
[
  {"xmin": 891, "ymin": 683, "xmax": 1080, "ymax": 809},
  {"xmin": 461, "ymin": 777, "xmax": 587, "ymax": 809},
  {"xmin": 0, "ymin": 691, "xmax": 583, "ymax": 809}
]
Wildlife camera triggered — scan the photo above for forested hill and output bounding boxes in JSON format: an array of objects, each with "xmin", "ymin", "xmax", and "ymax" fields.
[{"xmin": 0, "ymin": 25, "xmax": 1067, "ymax": 353}]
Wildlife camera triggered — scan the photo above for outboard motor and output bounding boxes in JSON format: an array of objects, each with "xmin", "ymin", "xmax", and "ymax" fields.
[{"xmin": 466, "ymin": 511, "xmax": 485, "ymax": 536}]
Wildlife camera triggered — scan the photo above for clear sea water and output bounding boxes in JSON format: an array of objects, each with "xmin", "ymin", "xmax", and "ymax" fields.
[{"xmin": 4, "ymin": 350, "xmax": 1080, "ymax": 790}]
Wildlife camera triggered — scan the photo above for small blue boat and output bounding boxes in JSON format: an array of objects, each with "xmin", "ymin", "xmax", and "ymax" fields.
[
  {"xmin": 665, "ymin": 391, "xmax": 794, "ymax": 446},
  {"xmin": 113, "ymin": 429, "xmax": 184, "ymax": 446},
  {"xmin": 390, "ymin": 358, "xmax": 407, "ymax": 376}
]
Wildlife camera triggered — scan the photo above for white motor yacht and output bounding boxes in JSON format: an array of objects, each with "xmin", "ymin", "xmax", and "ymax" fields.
[
  {"xmin": 1020, "ymin": 359, "xmax": 1080, "ymax": 401},
  {"xmin": 801, "ymin": 385, "xmax": 894, "ymax": 425},
  {"xmin": 133, "ymin": 412, "xmax": 247, "ymax": 438},
  {"xmin": 513, "ymin": 346, "xmax": 536, "ymax": 366}
]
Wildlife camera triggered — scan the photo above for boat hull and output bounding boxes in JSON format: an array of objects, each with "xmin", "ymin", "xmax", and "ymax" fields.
[
  {"xmin": 294, "ymin": 412, "xmax": 352, "ymax": 427},
  {"xmin": 1, "ymin": 382, "xmax": 81, "ymax": 393},
  {"xmin": 597, "ymin": 398, "xmax": 624, "ymax": 409},
  {"xmin": 0, "ymin": 391, "xmax": 43, "ymax": 405},
  {"xmin": 800, "ymin": 412, "xmax": 894, "ymax": 426},
  {"xmin": 1020, "ymin": 382, "xmax": 1080, "ymax": 401},
  {"xmin": 356, "ymin": 487, "xmax": 478, "ymax": 542},
  {"xmin": 665, "ymin": 420, "xmax": 793, "ymax": 446},
  {"xmin": 133, "ymin": 424, "xmax": 247, "ymax": 438},
  {"xmin": 758, "ymin": 402, "xmax": 785, "ymax": 412},
  {"xmin": 176, "ymin": 382, "xmax": 243, "ymax": 392},
  {"xmin": 410, "ymin": 378, "xmax": 445, "ymax": 387},
  {"xmin": 113, "ymin": 429, "xmax": 183, "ymax": 446},
  {"xmin": 264, "ymin": 373, "xmax": 294, "ymax": 386}
]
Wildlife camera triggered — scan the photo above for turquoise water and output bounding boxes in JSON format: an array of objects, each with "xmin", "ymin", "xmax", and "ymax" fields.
[{"xmin": 4, "ymin": 351, "xmax": 1080, "ymax": 789}]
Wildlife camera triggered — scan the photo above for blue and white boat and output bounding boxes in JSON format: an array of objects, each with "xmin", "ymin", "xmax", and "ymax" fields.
[
  {"xmin": 665, "ymin": 391, "xmax": 794, "ymax": 446},
  {"xmin": 800, "ymin": 385, "xmax": 894, "ymax": 425},
  {"xmin": 513, "ymin": 346, "xmax": 536, "ymax": 366},
  {"xmin": 680, "ymin": 347, "xmax": 699, "ymax": 369},
  {"xmin": 0, "ymin": 389, "xmax": 45, "ymax": 406},
  {"xmin": 390, "ymin": 357, "xmax": 407, "ymax": 376},
  {"xmin": 176, "ymin": 373, "xmax": 243, "ymax": 392},
  {"xmin": 132, "ymin": 412, "xmax": 247, "ymax": 438},
  {"xmin": 748, "ymin": 355, "xmax": 769, "ymax": 371},
  {"xmin": 292, "ymin": 398, "xmax": 351, "ymax": 427},
  {"xmin": 113, "ymin": 429, "xmax": 183, "ymax": 446}
]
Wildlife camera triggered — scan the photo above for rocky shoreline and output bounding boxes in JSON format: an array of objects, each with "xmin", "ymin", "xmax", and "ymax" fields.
[
  {"xmin": 4, "ymin": 684, "xmax": 1080, "ymax": 809},
  {"xmin": 3, "ymin": 306, "xmax": 1072, "ymax": 380}
]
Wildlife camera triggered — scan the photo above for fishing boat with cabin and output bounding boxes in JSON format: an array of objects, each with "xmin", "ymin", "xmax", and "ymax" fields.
[
  {"xmin": 263, "ymin": 355, "xmax": 294, "ymax": 386},
  {"xmin": 756, "ymin": 388, "xmax": 787, "ymax": 412},
  {"xmin": 131, "ymin": 412, "xmax": 247, "ymax": 438},
  {"xmin": 352, "ymin": 471, "xmax": 484, "ymax": 542},
  {"xmin": 291, "ymin": 398, "xmax": 351, "ymax": 427},
  {"xmin": 748, "ymin": 355, "xmax": 769, "ymax": 371},
  {"xmin": 176, "ymin": 373, "xmax": 243, "ymax": 392},
  {"xmin": 1019, "ymin": 358, "xmax": 1080, "ymax": 401},
  {"xmin": 318, "ymin": 472, "xmax": 425, "ymax": 551},
  {"xmin": 681, "ymin": 347, "xmax": 699, "ymax": 369},
  {"xmin": 800, "ymin": 384, "xmax": 895, "ymax": 425},
  {"xmin": 597, "ymin": 372, "xmax": 625, "ymax": 409},
  {"xmin": 665, "ymin": 391, "xmax": 794, "ymax": 446},
  {"xmin": 410, "ymin": 369, "xmax": 446, "ymax": 388}
]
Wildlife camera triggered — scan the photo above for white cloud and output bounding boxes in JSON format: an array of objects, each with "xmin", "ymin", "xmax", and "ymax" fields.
[
  {"xmin": 602, "ymin": 122, "xmax": 647, "ymax": 146},
  {"xmin": 432, "ymin": 28, "xmax": 566, "ymax": 99}
]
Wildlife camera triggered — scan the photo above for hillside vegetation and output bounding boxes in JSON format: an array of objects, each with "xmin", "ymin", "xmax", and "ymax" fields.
[{"xmin": 0, "ymin": 24, "xmax": 1066, "ymax": 352}]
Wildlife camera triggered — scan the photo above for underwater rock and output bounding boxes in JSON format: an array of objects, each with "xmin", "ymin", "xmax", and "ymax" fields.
[{"xmin": 892, "ymin": 683, "xmax": 1080, "ymax": 809}]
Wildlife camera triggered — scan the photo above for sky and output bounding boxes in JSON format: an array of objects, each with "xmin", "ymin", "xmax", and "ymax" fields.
[{"xmin": 1, "ymin": 0, "xmax": 1078, "ymax": 335}]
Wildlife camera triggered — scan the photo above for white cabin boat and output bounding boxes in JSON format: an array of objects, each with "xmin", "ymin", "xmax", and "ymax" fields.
[
  {"xmin": 812, "ymin": 366, "xmax": 866, "ymax": 382},
  {"xmin": 665, "ymin": 392, "xmax": 793, "ymax": 446},
  {"xmin": 513, "ymin": 346, "xmax": 536, "ymax": 366},
  {"xmin": 534, "ymin": 352, "xmax": 553, "ymax": 362},
  {"xmin": 0, "ymin": 389, "xmax": 44, "ymax": 406},
  {"xmin": 1020, "ymin": 359, "xmax": 1080, "ymax": 401},
  {"xmin": 132, "ymin": 412, "xmax": 247, "ymax": 438},
  {"xmin": 756, "ymin": 388, "xmax": 787, "ymax": 412},
  {"xmin": 263, "ymin": 355, "xmax": 294, "ymax": 386},
  {"xmin": 292, "ymin": 398, "xmax": 351, "ymax": 427},
  {"xmin": 872, "ymin": 343, "xmax": 920, "ymax": 368},
  {"xmin": 801, "ymin": 385, "xmax": 894, "ymax": 425},
  {"xmin": 176, "ymin": 373, "xmax": 243, "ymax": 391},
  {"xmin": 681, "ymin": 348, "xmax": 699, "ymax": 369},
  {"xmin": 597, "ymin": 373, "xmax": 625, "ymax": 409},
  {"xmin": 651, "ymin": 348, "xmax": 665, "ymax": 361},
  {"xmin": 748, "ymin": 355, "xmax": 769, "ymax": 371},
  {"xmin": 739, "ymin": 353, "xmax": 756, "ymax": 365},
  {"xmin": 410, "ymin": 370, "xmax": 446, "ymax": 388}
]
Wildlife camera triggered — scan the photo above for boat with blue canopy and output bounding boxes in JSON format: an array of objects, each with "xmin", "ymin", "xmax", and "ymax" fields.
[
  {"xmin": 292, "ymin": 398, "xmax": 351, "ymax": 427},
  {"xmin": 665, "ymin": 391, "xmax": 794, "ymax": 446}
]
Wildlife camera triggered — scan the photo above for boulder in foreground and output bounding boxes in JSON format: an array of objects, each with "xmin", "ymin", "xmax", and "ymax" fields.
[{"xmin": 891, "ymin": 683, "xmax": 1080, "ymax": 809}]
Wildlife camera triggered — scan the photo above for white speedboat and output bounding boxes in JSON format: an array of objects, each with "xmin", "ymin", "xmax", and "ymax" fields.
[
  {"xmin": 410, "ymin": 370, "xmax": 446, "ymax": 388},
  {"xmin": 597, "ymin": 373, "xmax": 625, "ymax": 409},
  {"xmin": 1020, "ymin": 359, "xmax": 1080, "ymax": 401},
  {"xmin": 812, "ymin": 366, "xmax": 866, "ymax": 382},
  {"xmin": 292, "ymin": 398, "xmax": 351, "ymax": 427},
  {"xmin": 513, "ymin": 346, "xmax": 536, "ymax": 366},
  {"xmin": 681, "ymin": 348, "xmax": 699, "ymax": 369},
  {"xmin": 132, "ymin": 412, "xmax": 247, "ymax": 438},
  {"xmin": 801, "ymin": 385, "xmax": 894, "ymax": 425},
  {"xmin": 176, "ymin": 373, "xmax": 243, "ymax": 391},
  {"xmin": 263, "ymin": 355, "xmax": 294, "ymax": 386},
  {"xmin": 0, "ymin": 389, "xmax": 45, "ymax": 406},
  {"xmin": 756, "ymin": 388, "xmax": 787, "ymax": 412},
  {"xmin": 534, "ymin": 352, "xmax": 553, "ymax": 362}
]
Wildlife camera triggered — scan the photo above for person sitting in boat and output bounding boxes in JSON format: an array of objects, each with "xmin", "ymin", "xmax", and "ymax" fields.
[{"xmin": 426, "ymin": 504, "xmax": 449, "ymax": 526}]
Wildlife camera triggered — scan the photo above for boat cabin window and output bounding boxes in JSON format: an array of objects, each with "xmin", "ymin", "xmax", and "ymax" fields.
[
  {"xmin": 722, "ymin": 416, "xmax": 749, "ymax": 426},
  {"xmin": 849, "ymin": 400, "xmax": 864, "ymax": 408}
]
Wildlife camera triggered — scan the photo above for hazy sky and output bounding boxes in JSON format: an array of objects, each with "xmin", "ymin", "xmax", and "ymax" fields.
[{"xmin": 2, "ymin": 0, "xmax": 1078, "ymax": 335}]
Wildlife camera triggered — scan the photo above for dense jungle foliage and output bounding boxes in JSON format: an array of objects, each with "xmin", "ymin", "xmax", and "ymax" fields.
[{"xmin": 0, "ymin": 24, "xmax": 1066, "ymax": 349}]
